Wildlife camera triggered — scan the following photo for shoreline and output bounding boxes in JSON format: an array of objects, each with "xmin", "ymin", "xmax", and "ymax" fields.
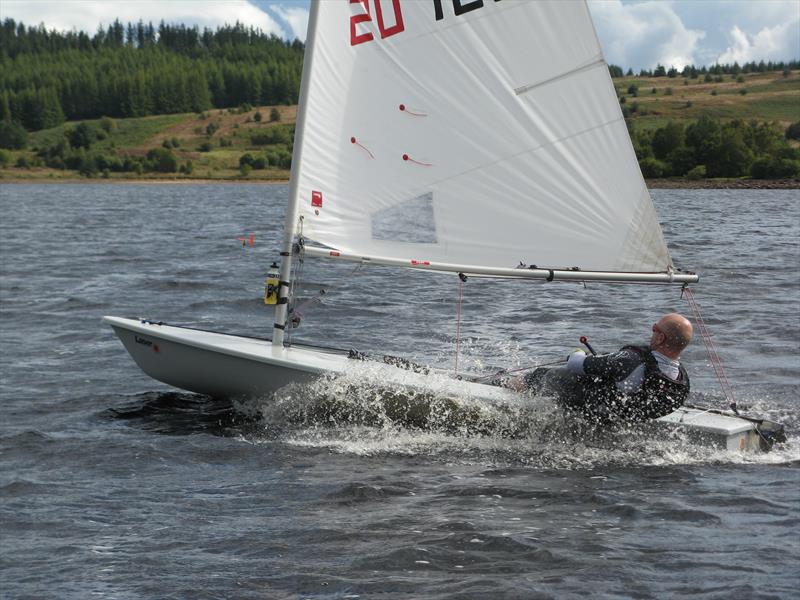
[
  {"xmin": 1, "ymin": 176, "xmax": 798, "ymax": 189},
  {"xmin": 646, "ymin": 178, "xmax": 800, "ymax": 189},
  {"xmin": 0, "ymin": 177, "xmax": 289, "ymax": 185}
]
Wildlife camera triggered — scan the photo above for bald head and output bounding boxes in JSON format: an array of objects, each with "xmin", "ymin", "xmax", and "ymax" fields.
[{"xmin": 651, "ymin": 313, "xmax": 693, "ymax": 359}]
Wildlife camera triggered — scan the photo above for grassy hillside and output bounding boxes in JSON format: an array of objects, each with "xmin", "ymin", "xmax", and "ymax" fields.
[
  {"xmin": 1, "ymin": 70, "xmax": 798, "ymax": 182},
  {"xmin": 1, "ymin": 105, "xmax": 297, "ymax": 181},
  {"xmin": 614, "ymin": 70, "xmax": 800, "ymax": 131}
]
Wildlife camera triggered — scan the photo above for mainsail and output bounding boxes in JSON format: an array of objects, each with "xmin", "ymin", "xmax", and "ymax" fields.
[{"xmin": 285, "ymin": 0, "xmax": 690, "ymax": 280}]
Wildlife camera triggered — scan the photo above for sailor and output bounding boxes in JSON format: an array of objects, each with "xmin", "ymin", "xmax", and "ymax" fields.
[{"xmin": 515, "ymin": 313, "xmax": 693, "ymax": 424}]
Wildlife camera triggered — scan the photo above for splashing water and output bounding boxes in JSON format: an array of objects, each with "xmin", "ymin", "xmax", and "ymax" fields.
[{"xmin": 231, "ymin": 362, "xmax": 799, "ymax": 469}]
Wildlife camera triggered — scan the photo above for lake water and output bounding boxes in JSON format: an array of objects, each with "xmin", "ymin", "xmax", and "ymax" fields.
[{"xmin": 1, "ymin": 183, "xmax": 798, "ymax": 599}]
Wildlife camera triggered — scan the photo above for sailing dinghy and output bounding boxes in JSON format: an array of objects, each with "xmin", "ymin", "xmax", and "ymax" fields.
[{"xmin": 104, "ymin": 0, "xmax": 784, "ymax": 451}]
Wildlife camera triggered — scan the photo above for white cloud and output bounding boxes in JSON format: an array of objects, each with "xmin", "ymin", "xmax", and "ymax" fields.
[
  {"xmin": 717, "ymin": 20, "xmax": 800, "ymax": 65},
  {"xmin": 673, "ymin": 0, "xmax": 800, "ymax": 66},
  {"xmin": 269, "ymin": 5, "xmax": 309, "ymax": 41},
  {"xmin": 1, "ymin": 0, "xmax": 286, "ymax": 37},
  {"xmin": 589, "ymin": 0, "xmax": 705, "ymax": 71}
]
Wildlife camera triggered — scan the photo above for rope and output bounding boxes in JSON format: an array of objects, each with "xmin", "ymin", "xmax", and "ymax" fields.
[
  {"xmin": 682, "ymin": 284, "xmax": 738, "ymax": 414},
  {"xmin": 284, "ymin": 220, "xmax": 306, "ymax": 346},
  {"xmin": 294, "ymin": 262, "xmax": 363, "ymax": 318},
  {"xmin": 454, "ymin": 273, "xmax": 466, "ymax": 375},
  {"xmin": 287, "ymin": 251, "xmax": 364, "ymax": 345},
  {"xmin": 283, "ymin": 218, "xmax": 363, "ymax": 346},
  {"xmin": 473, "ymin": 359, "xmax": 566, "ymax": 382},
  {"xmin": 285, "ymin": 248, "xmax": 303, "ymax": 346}
]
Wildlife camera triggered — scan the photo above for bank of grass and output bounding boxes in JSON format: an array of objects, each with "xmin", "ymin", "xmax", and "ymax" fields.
[
  {"xmin": 27, "ymin": 114, "xmax": 191, "ymax": 151},
  {"xmin": 2, "ymin": 105, "xmax": 295, "ymax": 181},
  {"xmin": 618, "ymin": 70, "xmax": 800, "ymax": 131}
]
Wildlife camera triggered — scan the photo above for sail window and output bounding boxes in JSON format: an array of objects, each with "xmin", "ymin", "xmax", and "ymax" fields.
[{"xmin": 371, "ymin": 192, "xmax": 437, "ymax": 244}]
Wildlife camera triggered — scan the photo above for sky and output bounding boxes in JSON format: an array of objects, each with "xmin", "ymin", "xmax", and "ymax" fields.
[{"xmin": 2, "ymin": 0, "xmax": 798, "ymax": 70}]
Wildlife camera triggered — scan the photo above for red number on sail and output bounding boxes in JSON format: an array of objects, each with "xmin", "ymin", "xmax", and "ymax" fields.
[
  {"xmin": 350, "ymin": 0, "xmax": 405, "ymax": 46},
  {"xmin": 350, "ymin": 0, "xmax": 374, "ymax": 46},
  {"xmin": 374, "ymin": 0, "xmax": 404, "ymax": 39}
]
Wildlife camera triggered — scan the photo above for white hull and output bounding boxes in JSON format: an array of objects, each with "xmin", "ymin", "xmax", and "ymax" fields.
[
  {"xmin": 104, "ymin": 316, "xmax": 782, "ymax": 451},
  {"xmin": 103, "ymin": 316, "xmax": 347, "ymax": 398}
]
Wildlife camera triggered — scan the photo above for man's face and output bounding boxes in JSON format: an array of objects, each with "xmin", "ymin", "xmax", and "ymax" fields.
[{"xmin": 651, "ymin": 322, "xmax": 666, "ymax": 348}]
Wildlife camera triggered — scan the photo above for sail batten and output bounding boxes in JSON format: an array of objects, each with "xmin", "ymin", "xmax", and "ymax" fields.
[
  {"xmin": 514, "ymin": 56, "xmax": 606, "ymax": 96},
  {"xmin": 290, "ymin": 0, "xmax": 685, "ymax": 278}
]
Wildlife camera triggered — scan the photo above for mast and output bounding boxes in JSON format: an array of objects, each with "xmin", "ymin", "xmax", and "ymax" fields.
[{"xmin": 272, "ymin": 0, "xmax": 320, "ymax": 347}]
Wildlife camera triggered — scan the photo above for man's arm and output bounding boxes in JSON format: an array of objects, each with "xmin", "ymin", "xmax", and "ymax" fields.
[{"xmin": 567, "ymin": 349, "xmax": 643, "ymax": 380}]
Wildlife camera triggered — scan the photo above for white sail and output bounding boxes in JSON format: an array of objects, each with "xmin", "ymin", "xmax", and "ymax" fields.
[{"xmin": 289, "ymin": 0, "xmax": 675, "ymax": 275}]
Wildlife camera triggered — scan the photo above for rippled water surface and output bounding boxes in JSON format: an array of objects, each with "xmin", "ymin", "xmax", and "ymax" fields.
[{"xmin": 1, "ymin": 184, "xmax": 799, "ymax": 599}]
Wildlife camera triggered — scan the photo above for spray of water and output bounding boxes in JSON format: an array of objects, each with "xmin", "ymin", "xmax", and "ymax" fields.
[{"xmin": 236, "ymin": 362, "xmax": 798, "ymax": 469}]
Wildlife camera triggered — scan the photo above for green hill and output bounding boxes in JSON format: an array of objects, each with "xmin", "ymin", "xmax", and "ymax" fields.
[
  {"xmin": 1, "ymin": 105, "xmax": 296, "ymax": 181},
  {"xmin": 614, "ymin": 70, "xmax": 800, "ymax": 130},
  {"xmin": 1, "ymin": 70, "xmax": 798, "ymax": 183}
]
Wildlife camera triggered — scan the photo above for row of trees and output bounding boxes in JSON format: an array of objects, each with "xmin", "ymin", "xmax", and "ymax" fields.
[
  {"xmin": 609, "ymin": 60, "xmax": 798, "ymax": 79},
  {"xmin": 0, "ymin": 140, "xmax": 194, "ymax": 177},
  {"xmin": 633, "ymin": 117, "xmax": 800, "ymax": 179},
  {"xmin": 0, "ymin": 19, "xmax": 303, "ymax": 130},
  {"xmin": 1, "ymin": 18, "xmax": 304, "ymax": 57}
]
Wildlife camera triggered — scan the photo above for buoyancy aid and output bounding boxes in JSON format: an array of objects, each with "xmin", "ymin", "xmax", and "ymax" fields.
[
  {"xmin": 570, "ymin": 345, "xmax": 690, "ymax": 424},
  {"xmin": 618, "ymin": 345, "xmax": 690, "ymax": 420}
]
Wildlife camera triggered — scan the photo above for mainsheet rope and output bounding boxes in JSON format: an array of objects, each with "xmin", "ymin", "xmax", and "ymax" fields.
[{"xmin": 682, "ymin": 284, "xmax": 738, "ymax": 414}]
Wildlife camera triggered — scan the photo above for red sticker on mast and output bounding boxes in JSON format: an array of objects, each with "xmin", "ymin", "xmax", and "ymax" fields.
[{"xmin": 311, "ymin": 191, "xmax": 323, "ymax": 207}]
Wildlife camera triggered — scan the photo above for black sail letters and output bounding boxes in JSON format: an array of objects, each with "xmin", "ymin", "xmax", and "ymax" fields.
[{"xmin": 433, "ymin": 0, "xmax": 501, "ymax": 21}]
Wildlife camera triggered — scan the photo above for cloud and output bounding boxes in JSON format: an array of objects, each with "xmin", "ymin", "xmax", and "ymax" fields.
[
  {"xmin": 672, "ymin": 0, "xmax": 800, "ymax": 66},
  {"xmin": 717, "ymin": 20, "xmax": 800, "ymax": 65},
  {"xmin": 269, "ymin": 5, "xmax": 309, "ymax": 41},
  {"xmin": 589, "ymin": 1, "xmax": 705, "ymax": 71},
  {"xmin": 1, "ymin": 0, "xmax": 286, "ymax": 37},
  {"xmin": 589, "ymin": 0, "xmax": 798, "ymax": 69}
]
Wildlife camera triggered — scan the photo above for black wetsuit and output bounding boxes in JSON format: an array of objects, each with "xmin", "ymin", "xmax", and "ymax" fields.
[{"xmin": 524, "ymin": 345, "xmax": 690, "ymax": 424}]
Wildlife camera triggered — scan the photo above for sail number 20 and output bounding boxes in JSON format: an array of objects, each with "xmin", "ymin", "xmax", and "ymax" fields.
[{"xmin": 350, "ymin": 0, "xmax": 502, "ymax": 46}]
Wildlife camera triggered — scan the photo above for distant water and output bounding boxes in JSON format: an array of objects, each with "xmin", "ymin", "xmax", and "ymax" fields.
[{"xmin": 1, "ymin": 183, "xmax": 798, "ymax": 599}]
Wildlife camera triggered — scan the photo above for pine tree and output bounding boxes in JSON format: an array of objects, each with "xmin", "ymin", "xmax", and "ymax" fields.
[{"xmin": 0, "ymin": 91, "xmax": 11, "ymax": 121}]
